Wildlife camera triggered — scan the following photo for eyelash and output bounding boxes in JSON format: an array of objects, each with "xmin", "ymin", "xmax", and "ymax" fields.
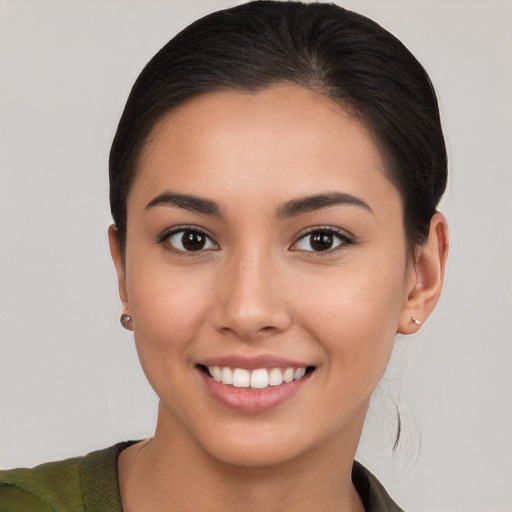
[
  {"xmin": 157, "ymin": 226, "xmax": 219, "ymax": 256},
  {"xmin": 157, "ymin": 225, "xmax": 354, "ymax": 256},
  {"xmin": 290, "ymin": 226, "xmax": 354, "ymax": 254}
]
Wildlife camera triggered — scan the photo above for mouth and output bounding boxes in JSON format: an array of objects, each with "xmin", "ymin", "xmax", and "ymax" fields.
[
  {"xmin": 196, "ymin": 355, "xmax": 316, "ymax": 413},
  {"xmin": 197, "ymin": 364, "xmax": 315, "ymax": 390}
]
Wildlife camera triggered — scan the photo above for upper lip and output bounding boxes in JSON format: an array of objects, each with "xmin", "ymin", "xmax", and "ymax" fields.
[{"xmin": 198, "ymin": 354, "xmax": 311, "ymax": 371}]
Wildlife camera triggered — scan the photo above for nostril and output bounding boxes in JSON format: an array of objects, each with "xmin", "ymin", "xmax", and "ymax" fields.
[{"xmin": 210, "ymin": 293, "xmax": 293, "ymax": 339}]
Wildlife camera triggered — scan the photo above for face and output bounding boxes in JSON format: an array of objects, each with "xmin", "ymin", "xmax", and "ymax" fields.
[{"xmin": 113, "ymin": 85, "xmax": 418, "ymax": 467}]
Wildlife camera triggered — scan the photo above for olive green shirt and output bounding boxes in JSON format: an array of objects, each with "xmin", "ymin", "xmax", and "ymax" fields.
[{"xmin": 0, "ymin": 442, "xmax": 404, "ymax": 511}]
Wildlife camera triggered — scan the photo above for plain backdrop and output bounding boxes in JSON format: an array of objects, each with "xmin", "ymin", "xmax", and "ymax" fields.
[{"xmin": 1, "ymin": 1, "xmax": 511, "ymax": 511}]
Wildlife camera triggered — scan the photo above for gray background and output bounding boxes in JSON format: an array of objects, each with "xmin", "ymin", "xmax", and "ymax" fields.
[{"xmin": 1, "ymin": 1, "xmax": 511, "ymax": 511}]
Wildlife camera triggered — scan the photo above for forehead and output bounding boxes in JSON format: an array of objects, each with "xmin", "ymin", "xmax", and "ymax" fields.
[{"xmin": 131, "ymin": 85, "xmax": 399, "ymax": 212}]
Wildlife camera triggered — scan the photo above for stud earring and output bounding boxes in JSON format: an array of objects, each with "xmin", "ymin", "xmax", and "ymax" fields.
[
  {"xmin": 410, "ymin": 316, "xmax": 421, "ymax": 325},
  {"xmin": 120, "ymin": 313, "xmax": 132, "ymax": 330}
]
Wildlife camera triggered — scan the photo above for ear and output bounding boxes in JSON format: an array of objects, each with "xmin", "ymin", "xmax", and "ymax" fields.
[
  {"xmin": 108, "ymin": 225, "xmax": 129, "ymax": 313},
  {"xmin": 398, "ymin": 213, "xmax": 449, "ymax": 334}
]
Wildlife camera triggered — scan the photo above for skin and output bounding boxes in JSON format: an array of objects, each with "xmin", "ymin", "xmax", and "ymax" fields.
[{"xmin": 109, "ymin": 85, "xmax": 448, "ymax": 512}]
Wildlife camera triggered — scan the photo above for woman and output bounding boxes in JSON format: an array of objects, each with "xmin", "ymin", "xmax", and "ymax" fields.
[{"xmin": 0, "ymin": 1, "xmax": 448, "ymax": 511}]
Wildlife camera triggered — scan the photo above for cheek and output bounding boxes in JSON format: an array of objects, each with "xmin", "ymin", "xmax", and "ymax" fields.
[
  {"xmin": 125, "ymin": 260, "xmax": 215, "ymax": 369},
  {"xmin": 294, "ymin": 254, "xmax": 407, "ymax": 377}
]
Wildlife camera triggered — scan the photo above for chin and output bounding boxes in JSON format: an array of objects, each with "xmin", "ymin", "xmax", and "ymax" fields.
[
  {"xmin": 189, "ymin": 410, "xmax": 358, "ymax": 471},
  {"xmin": 203, "ymin": 434, "xmax": 308, "ymax": 469}
]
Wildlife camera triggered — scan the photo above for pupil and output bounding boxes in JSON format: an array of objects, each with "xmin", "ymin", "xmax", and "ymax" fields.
[
  {"xmin": 311, "ymin": 232, "xmax": 333, "ymax": 251},
  {"xmin": 182, "ymin": 231, "xmax": 206, "ymax": 251}
]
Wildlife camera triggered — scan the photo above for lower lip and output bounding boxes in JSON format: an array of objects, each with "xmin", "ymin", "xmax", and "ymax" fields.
[{"xmin": 198, "ymin": 369, "xmax": 311, "ymax": 414}]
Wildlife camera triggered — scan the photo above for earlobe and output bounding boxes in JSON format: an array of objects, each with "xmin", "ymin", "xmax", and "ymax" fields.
[
  {"xmin": 108, "ymin": 225, "xmax": 130, "ymax": 311},
  {"xmin": 398, "ymin": 213, "xmax": 449, "ymax": 334}
]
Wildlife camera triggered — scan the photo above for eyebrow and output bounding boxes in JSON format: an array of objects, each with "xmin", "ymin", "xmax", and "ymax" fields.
[
  {"xmin": 145, "ymin": 192, "xmax": 223, "ymax": 217},
  {"xmin": 276, "ymin": 192, "xmax": 373, "ymax": 218},
  {"xmin": 145, "ymin": 190, "xmax": 372, "ymax": 218}
]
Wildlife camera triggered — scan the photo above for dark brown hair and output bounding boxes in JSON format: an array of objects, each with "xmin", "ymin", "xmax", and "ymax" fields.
[{"xmin": 109, "ymin": 1, "xmax": 447, "ymax": 253}]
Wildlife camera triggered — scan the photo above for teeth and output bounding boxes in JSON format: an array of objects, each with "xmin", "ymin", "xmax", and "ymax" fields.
[
  {"xmin": 209, "ymin": 366, "xmax": 222, "ymax": 382},
  {"xmin": 250, "ymin": 368, "xmax": 269, "ymax": 389},
  {"xmin": 207, "ymin": 365, "xmax": 308, "ymax": 389},
  {"xmin": 232, "ymin": 368, "xmax": 250, "ymax": 387},
  {"xmin": 221, "ymin": 367, "xmax": 233, "ymax": 385},
  {"xmin": 294, "ymin": 367, "xmax": 306, "ymax": 380},
  {"xmin": 268, "ymin": 368, "xmax": 283, "ymax": 386},
  {"xmin": 282, "ymin": 367, "xmax": 294, "ymax": 383}
]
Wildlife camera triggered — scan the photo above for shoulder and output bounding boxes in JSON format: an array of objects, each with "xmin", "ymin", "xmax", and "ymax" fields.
[
  {"xmin": 352, "ymin": 461, "xmax": 405, "ymax": 512},
  {"xmin": 0, "ymin": 442, "xmax": 134, "ymax": 512},
  {"xmin": 0, "ymin": 455, "xmax": 83, "ymax": 512}
]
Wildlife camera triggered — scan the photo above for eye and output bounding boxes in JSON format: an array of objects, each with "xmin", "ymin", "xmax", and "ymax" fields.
[
  {"xmin": 162, "ymin": 228, "xmax": 218, "ymax": 253},
  {"xmin": 291, "ymin": 228, "xmax": 352, "ymax": 253}
]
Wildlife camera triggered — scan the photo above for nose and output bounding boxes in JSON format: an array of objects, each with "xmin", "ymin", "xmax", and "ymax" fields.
[{"xmin": 211, "ymin": 249, "xmax": 292, "ymax": 341}]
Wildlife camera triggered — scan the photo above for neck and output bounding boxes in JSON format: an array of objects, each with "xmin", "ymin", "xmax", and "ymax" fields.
[{"xmin": 118, "ymin": 405, "xmax": 366, "ymax": 512}]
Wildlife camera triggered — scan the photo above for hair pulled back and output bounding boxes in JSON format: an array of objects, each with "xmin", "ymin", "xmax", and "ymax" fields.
[{"xmin": 109, "ymin": 0, "xmax": 447, "ymax": 252}]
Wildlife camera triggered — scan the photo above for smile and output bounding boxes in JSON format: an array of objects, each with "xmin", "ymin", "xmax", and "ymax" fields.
[
  {"xmin": 197, "ymin": 359, "xmax": 315, "ymax": 413},
  {"xmin": 206, "ymin": 366, "xmax": 308, "ymax": 389}
]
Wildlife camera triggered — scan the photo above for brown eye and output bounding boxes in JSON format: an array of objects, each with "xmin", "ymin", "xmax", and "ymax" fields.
[
  {"xmin": 292, "ymin": 228, "xmax": 352, "ymax": 253},
  {"xmin": 166, "ymin": 229, "xmax": 218, "ymax": 253},
  {"xmin": 182, "ymin": 231, "xmax": 207, "ymax": 251},
  {"xmin": 310, "ymin": 232, "xmax": 335, "ymax": 251}
]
